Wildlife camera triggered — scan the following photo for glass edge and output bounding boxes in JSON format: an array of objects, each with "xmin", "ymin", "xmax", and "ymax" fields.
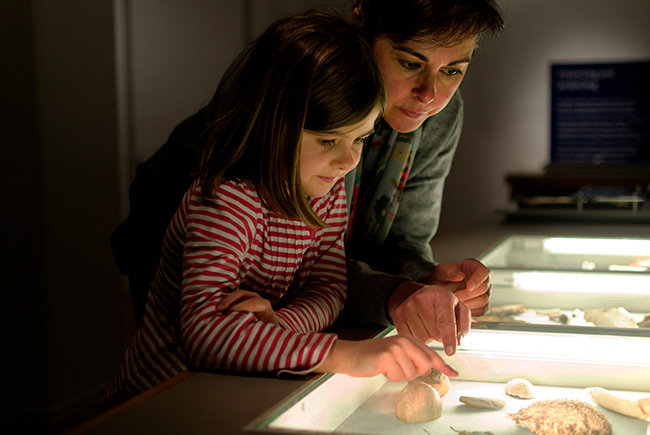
[
  {"xmin": 470, "ymin": 320, "xmax": 650, "ymax": 338},
  {"xmin": 251, "ymin": 327, "xmax": 395, "ymax": 430},
  {"xmin": 250, "ymin": 372, "xmax": 335, "ymax": 430}
]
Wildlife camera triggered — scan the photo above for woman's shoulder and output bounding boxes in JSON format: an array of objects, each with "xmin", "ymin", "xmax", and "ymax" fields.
[
  {"xmin": 421, "ymin": 90, "xmax": 463, "ymax": 134},
  {"xmin": 417, "ymin": 90, "xmax": 464, "ymax": 155}
]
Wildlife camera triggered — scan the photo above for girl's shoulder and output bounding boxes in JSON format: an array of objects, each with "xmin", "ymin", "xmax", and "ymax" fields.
[
  {"xmin": 189, "ymin": 179, "xmax": 263, "ymax": 216},
  {"xmin": 308, "ymin": 178, "xmax": 348, "ymax": 222}
]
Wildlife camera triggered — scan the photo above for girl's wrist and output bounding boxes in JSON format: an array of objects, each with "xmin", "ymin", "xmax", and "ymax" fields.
[{"xmin": 316, "ymin": 339, "xmax": 350, "ymax": 374}]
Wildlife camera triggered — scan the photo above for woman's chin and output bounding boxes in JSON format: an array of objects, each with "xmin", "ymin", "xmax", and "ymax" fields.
[{"xmin": 383, "ymin": 109, "xmax": 429, "ymax": 133}]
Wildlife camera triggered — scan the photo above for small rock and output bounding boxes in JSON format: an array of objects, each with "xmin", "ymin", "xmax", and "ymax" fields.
[{"xmin": 459, "ymin": 396, "xmax": 506, "ymax": 409}]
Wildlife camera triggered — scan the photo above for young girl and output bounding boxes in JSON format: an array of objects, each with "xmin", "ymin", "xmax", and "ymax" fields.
[{"xmin": 104, "ymin": 9, "xmax": 456, "ymax": 406}]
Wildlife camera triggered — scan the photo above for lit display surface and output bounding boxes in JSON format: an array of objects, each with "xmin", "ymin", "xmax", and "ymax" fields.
[
  {"xmin": 248, "ymin": 235, "xmax": 650, "ymax": 433},
  {"xmin": 250, "ymin": 328, "xmax": 650, "ymax": 434}
]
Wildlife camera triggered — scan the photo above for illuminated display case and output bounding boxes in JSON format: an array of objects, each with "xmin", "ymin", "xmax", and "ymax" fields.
[
  {"xmin": 249, "ymin": 327, "xmax": 649, "ymax": 434},
  {"xmin": 480, "ymin": 235, "xmax": 650, "ymax": 327},
  {"xmin": 249, "ymin": 236, "xmax": 650, "ymax": 434}
]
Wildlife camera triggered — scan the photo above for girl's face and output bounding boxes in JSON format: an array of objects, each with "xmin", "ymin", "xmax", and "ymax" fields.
[
  {"xmin": 300, "ymin": 107, "xmax": 382, "ymax": 198},
  {"xmin": 371, "ymin": 35, "xmax": 477, "ymax": 133}
]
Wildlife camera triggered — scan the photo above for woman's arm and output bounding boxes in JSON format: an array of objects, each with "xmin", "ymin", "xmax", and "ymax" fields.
[{"xmin": 377, "ymin": 91, "xmax": 464, "ymax": 281}]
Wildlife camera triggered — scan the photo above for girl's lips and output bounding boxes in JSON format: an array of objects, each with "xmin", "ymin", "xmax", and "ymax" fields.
[{"xmin": 317, "ymin": 176, "xmax": 336, "ymax": 183}]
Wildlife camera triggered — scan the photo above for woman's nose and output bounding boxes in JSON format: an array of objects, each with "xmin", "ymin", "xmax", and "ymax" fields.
[{"xmin": 413, "ymin": 74, "xmax": 436, "ymax": 105}]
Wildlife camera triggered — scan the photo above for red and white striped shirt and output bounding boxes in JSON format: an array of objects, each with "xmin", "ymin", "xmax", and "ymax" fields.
[{"xmin": 106, "ymin": 178, "xmax": 347, "ymax": 400}]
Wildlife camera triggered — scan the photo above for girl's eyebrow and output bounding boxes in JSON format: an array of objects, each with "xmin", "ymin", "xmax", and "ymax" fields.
[
  {"xmin": 359, "ymin": 128, "xmax": 376, "ymax": 138},
  {"xmin": 315, "ymin": 127, "xmax": 376, "ymax": 137},
  {"xmin": 393, "ymin": 45, "xmax": 473, "ymax": 65}
]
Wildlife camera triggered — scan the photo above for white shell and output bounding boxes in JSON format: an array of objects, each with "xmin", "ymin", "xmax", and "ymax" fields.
[
  {"xmin": 584, "ymin": 307, "xmax": 637, "ymax": 328},
  {"xmin": 505, "ymin": 378, "xmax": 536, "ymax": 399}
]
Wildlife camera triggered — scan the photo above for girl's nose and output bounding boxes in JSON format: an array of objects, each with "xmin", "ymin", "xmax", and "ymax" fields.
[{"xmin": 334, "ymin": 144, "xmax": 360, "ymax": 171}]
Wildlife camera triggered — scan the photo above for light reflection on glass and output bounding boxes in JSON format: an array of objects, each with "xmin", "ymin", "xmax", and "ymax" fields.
[
  {"xmin": 512, "ymin": 271, "xmax": 650, "ymax": 294},
  {"xmin": 543, "ymin": 237, "xmax": 650, "ymax": 257},
  {"xmin": 458, "ymin": 329, "xmax": 648, "ymax": 365}
]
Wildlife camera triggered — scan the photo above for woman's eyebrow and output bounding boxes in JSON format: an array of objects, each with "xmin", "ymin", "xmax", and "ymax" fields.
[
  {"xmin": 449, "ymin": 57, "xmax": 473, "ymax": 66},
  {"xmin": 394, "ymin": 45, "xmax": 428, "ymax": 62},
  {"xmin": 393, "ymin": 45, "xmax": 473, "ymax": 65}
]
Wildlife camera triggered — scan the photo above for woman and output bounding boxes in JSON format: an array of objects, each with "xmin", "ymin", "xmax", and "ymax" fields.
[
  {"xmin": 345, "ymin": 0, "xmax": 504, "ymax": 355},
  {"xmin": 110, "ymin": 0, "xmax": 504, "ymax": 356}
]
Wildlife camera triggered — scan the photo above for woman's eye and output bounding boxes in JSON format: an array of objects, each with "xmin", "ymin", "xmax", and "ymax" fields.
[
  {"xmin": 398, "ymin": 59, "xmax": 421, "ymax": 71},
  {"xmin": 443, "ymin": 67, "xmax": 463, "ymax": 78}
]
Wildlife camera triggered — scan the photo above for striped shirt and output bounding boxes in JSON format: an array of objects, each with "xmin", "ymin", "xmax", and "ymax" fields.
[{"xmin": 106, "ymin": 178, "xmax": 347, "ymax": 400}]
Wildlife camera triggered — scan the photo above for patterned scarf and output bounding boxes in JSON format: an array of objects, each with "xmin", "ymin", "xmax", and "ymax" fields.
[{"xmin": 346, "ymin": 120, "xmax": 422, "ymax": 252}]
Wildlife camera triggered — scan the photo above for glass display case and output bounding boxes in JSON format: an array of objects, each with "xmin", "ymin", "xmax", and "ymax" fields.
[
  {"xmin": 248, "ymin": 235, "xmax": 650, "ymax": 434},
  {"xmin": 480, "ymin": 235, "xmax": 650, "ymax": 328}
]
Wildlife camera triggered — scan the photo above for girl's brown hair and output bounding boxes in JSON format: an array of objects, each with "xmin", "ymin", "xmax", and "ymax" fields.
[{"xmin": 199, "ymin": 9, "xmax": 385, "ymax": 228}]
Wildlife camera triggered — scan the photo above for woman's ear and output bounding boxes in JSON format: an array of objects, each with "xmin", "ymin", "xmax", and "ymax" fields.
[{"xmin": 351, "ymin": 7, "xmax": 361, "ymax": 25}]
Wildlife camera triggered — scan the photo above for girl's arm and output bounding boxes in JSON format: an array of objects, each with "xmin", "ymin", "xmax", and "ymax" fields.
[
  {"xmin": 274, "ymin": 185, "xmax": 348, "ymax": 334},
  {"xmin": 217, "ymin": 289, "xmax": 280, "ymax": 326},
  {"xmin": 315, "ymin": 335, "xmax": 458, "ymax": 381},
  {"xmin": 178, "ymin": 182, "xmax": 337, "ymax": 375}
]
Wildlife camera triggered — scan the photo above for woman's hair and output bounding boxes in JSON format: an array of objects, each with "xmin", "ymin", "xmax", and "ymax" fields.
[
  {"xmin": 199, "ymin": 9, "xmax": 385, "ymax": 228},
  {"xmin": 352, "ymin": 0, "xmax": 504, "ymax": 47}
]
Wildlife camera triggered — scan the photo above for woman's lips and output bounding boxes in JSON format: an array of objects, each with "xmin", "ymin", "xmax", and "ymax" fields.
[
  {"xmin": 399, "ymin": 107, "xmax": 428, "ymax": 119},
  {"xmin": 317, "ymin": 176, "xmax": 336, "ymax": 183}
]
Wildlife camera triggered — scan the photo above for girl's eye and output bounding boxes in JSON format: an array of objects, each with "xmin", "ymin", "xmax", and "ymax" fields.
[
  {"xmin": 354, "ymin": 135, "xmax": 371, "ymax": 145},
  {"xmin": 319, "ymin": 139, "xmax": 337, "ymax": 148},
  {"xmin": 398, "ymin": 59, "xmax": 422, "ymax": 71}
]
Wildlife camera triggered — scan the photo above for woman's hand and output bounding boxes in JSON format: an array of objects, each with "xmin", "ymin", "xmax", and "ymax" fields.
[
  {"xmin": 217, "ymin": 289, "xmax": 280, "ymax": 326},
  {"xmin": 317, "ymin": 336, "xmax": 458, "ymax": 382},
  {"xmin": 387, "ymin": 281, "xmax": 471, "ymax": 356},
  {"xmin": 428, "ymin": 259, "xmax": 491, "ymax": 316}
]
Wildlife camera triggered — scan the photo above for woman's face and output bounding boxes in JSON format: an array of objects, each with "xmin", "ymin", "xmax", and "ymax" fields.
[
  {"xmin": 371, "ymin": 35, "xmax": 477, "ymax": 133},
  {"xmin": 300, "ymin": 107, "xmax": 381, "ymax": 198}
]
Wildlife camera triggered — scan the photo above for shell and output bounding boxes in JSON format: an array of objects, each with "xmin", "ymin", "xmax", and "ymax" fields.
[
  {"xmin": 584, "ymin": 307, "xmax": 637, "ymax": 328},
  {"xmin": 507, "ymin": 399, "xmax": 611, "ymax": 435},
  {"xmin": 505, "ymin": 378, "xmax": 536, "ymax": 399},
  {"xmin": 587, "ymin": 387, "xmax": 650, "ymax": 420},
  {"xmin": 459, "ymin": 396, "xmax": 506, "ymax": 409},
  {"xmin": 415, "ymin": 367, "xmax": 450, "ymax": 397},
  {"xmin": 636, "ymin": 397, "xmax": 650, "ymax": 417},
  {"xmin": 395, "ymin": 381, "xmax": 442, "ymax": 423}
]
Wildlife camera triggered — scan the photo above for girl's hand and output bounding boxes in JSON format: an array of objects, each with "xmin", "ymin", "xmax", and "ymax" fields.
[
  {"xmin": 217, "ymin": 289, "xmax": 280, "ymax": 327},
  {"xmin": 317, "ymin": 336, "xmax": 458, "ymax": 382}
]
